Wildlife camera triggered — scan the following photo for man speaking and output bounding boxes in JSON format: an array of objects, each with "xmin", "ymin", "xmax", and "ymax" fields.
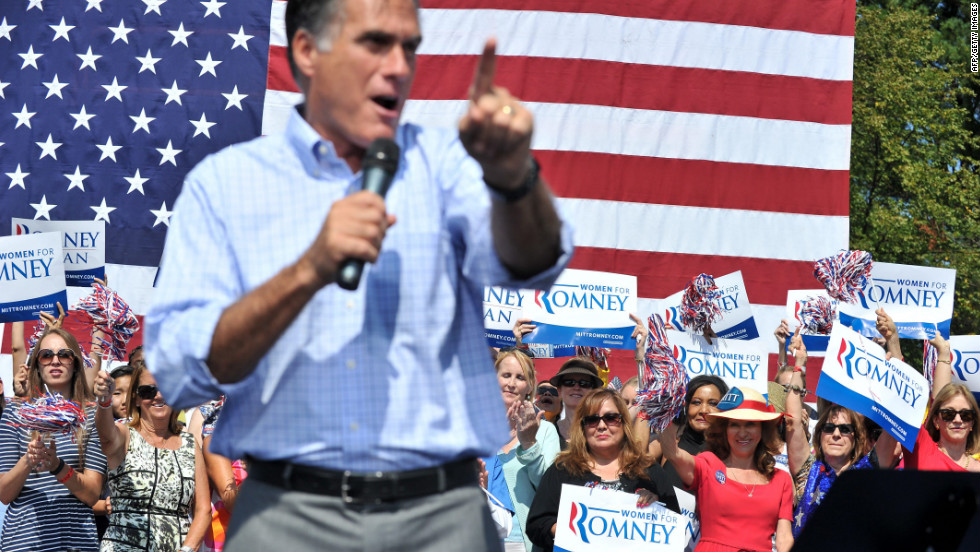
[{"xmin": 146, "ymin": 0, "xmax": 572, "ymax": 549}]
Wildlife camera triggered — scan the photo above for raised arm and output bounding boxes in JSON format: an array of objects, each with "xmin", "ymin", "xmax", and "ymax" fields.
[
  {"xmin": 459, "ymin": 40, "xmax": 563, "ymax": 279},
  {"xmin": 658, "ymin": 421, "xmax": 696, "ymax": 486},
  {"xmin": 875, "ymin": 308, "xmax": 903, "ymax": 361},
  {"xmin": 93, "ymin": 370, "xmax": 128, "ymax": 470},
  {"xmin": 10, "ymin": 322, "xmax": 26, "ymax": 377},
  {"xmin": 785, "ymin": 331, "xmax": 810, "ymax": 477},
  {"xmin": 774, "ymin": 319, "xmax": 791, "ymax": 368},
  {"xmin": 929, "ymin": 334, "xmax": 953, "ymax": 400}
]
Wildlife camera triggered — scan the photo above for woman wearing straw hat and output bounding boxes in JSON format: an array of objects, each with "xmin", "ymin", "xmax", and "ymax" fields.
[{"xmin": 660, "ymin": 386, "xmax": 794, "ymax": 552}]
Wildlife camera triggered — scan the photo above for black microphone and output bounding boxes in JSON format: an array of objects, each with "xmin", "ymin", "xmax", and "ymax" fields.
[{"xmin": 336, "ymin": 138, "xmax": 401, "ymax": 291}]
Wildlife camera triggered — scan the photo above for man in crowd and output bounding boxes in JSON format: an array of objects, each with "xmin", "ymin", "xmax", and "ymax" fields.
[{"xmin": 146, "ymin": 0, "xmax": 572, "ymax": 550}]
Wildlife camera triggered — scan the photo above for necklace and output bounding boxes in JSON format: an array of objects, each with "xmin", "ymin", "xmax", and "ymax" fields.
[
  {"xmin": 725, "ymin": 467, "xmax": 758, "ymax": 497},
  {"xmin": 940, "ymin": 445, "xmax": 970, "ymax": 469}
]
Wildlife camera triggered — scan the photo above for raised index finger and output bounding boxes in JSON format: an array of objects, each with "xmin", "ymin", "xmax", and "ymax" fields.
[{"xmin": 470, "ymin": 38, "xmax": 497, "ymax": 100}]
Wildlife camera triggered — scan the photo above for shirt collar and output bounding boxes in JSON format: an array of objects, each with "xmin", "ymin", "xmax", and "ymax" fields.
[{"xmin": 285, "ymin": 105, "xmax": 354, "ymax": 178}]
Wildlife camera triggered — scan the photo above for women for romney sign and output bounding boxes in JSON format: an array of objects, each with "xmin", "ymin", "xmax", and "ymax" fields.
[{"xmin": 555, "ymin": 484, "xmax": 684, "ymax": 552}]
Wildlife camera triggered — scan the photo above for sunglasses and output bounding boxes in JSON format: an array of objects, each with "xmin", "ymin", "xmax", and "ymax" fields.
[
  {"xmin": 136, "ymin": 385, "xmax": 160, "ymax": 400},
  {"xmin": 561, "ymin": 379, "xmax": 596, "ymax": 389},
  {"xmin": 38, "ymin": 348, "xmax": 74, "ymax": 361},
  {"xmin": 938, "ymin": 408, "xmax": 976, "ymax": 423},
  {"xmin": 581, "ymin": 412, "xmax": 623, "ymax": 427},
  {"xmin": 536, "ymin": 386, "xmax": 558, "ymax": 397},
  {"xmin": 821, "ymin": 423, "xmax": 854, "ymax": 435},
  {"xmin": 499, "ymin": 346, "xmax": 535, "ymax": 359}
]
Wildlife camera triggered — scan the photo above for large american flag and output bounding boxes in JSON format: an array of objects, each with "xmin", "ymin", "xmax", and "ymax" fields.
[{"xmin": 1, "ymin": 0, "xmax": 854, "ymax": 387}]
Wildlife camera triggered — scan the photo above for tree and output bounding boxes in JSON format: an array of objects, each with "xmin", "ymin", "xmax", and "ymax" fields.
[{"xmin": 850, "ymin": 4, "xmax": 980, "ymax": 351}]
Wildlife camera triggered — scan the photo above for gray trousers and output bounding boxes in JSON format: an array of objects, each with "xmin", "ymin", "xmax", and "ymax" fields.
[{"xmin": 225, "ymin": 477, "xmax": 502, "ymax": 552}]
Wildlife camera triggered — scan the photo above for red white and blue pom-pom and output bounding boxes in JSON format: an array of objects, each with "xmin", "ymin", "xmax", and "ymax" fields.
[
  {"xmin": 608, "ymin": 376, "xmax": 624, "ymax": 392},
  {"xmin": 813, "ymin": 250, "xmax": 873, "ymax": 303},
  {"xmin": 798, "ymin": 296, "xmax": 836, "ymax": 335},
  {"xmin": 11, "ymin": 391, "xmax": 85, "ymax": 438},
  {"xmin": 575, "ymin": 346, "xmax": 609, "ymax": 369},
  {"xmin": 634, "ymin": 314, "xmax": 689, "ymax": 433},
  {"xmin": 923, "ymin": 342, "xmax": 937, "ymax": 390},
  {"xmin": 679, "ymin": 274, "xmax": 723, "ymax": 336},
  {"xmin": 74, "ymin": 283, "xmax": 140, "ymax": 362}
]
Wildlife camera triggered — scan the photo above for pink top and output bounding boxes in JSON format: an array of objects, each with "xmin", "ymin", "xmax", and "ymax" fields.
[
  {"xmin": 905, "ymin": 425, "xmax": 968, "ymax": 472},
  {"xmin": 689, "ymin": 451, "xmax": 794, "ymax": 552}
]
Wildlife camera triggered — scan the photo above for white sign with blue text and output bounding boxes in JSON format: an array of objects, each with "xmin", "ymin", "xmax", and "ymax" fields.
[
  {"xmin": 522, "ymin": 269, "xmax": 637, "ymax": 349},
  {"xmin": 12, "ymin": 219, "xmax": 106, "ymax": 287},
  {"xmin": 483, "ymin": 286, "xmax": 529, "ymax": 348},
  {"xmin": 836, "ymin": 262, "xmax": 956, "ymax": 340},
  {"xmin": 674, "ymin": 488, "xmax": 699, "ymax": 552},
  {"xmin": 0, "ymin": 233, "xmax": 68, "ymax": 323},
  {"xmin": 554, "ymin": 484, "xmax": 684, "ymax": 552},
  {"xmin": 657, "ymin": 271, "xmax": 759, "ymax": 341},
  {"xmin": 667, "ymin": 331, "xmax": 768, "ymax": 395},
  {"xmin": 784, "ymin": 289, "xmax": 841, "ymax": 355},
  {"xmin": 946, "ymin": 336, "xmax": 980, "ymax": 403},
  {"xmin": 818, "ymin": 324, "xmax": 929, "ymax": 450}
]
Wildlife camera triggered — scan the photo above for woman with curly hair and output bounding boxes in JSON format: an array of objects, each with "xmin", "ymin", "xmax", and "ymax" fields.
[
  {"xmin": 526, "ymin": 389, "xmax": 678, "ymax": 552},
  {"xmin": 660, "ymin": 387, "xmax": 794, "ymax": 552}
]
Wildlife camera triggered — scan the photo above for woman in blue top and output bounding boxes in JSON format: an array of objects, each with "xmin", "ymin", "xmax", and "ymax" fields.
[{"xmin": 0, "ymin": 329, "xmax": 107, "ymax": 552}]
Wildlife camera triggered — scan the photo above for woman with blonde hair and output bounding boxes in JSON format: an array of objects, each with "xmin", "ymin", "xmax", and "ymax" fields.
[{"xmin": 526, "ymin": 389, "xmax": 678, "ymax": 552}]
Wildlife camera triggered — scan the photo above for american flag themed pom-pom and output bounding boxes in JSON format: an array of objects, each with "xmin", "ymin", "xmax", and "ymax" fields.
[
  {"xmin": 679, "ymin": 274, "xmax": 722, "ymax": 336},
  {"xmin": 798, "ymin": 296, "xmax": 836, "ymax": 335},
  {"xmin": 813, "ymin": 250, "xmax": 873, "ymax": 303},
  {"xmin": 633, "ymin": 314, "xmax": 689, "ymax": 433},
  {"xmin": 11, "ymin": 391, "xmax": 85, "ymax": 440},
  {"xmin": 74, "ymin": 282, "xmax": 140, "ymax": 362}
]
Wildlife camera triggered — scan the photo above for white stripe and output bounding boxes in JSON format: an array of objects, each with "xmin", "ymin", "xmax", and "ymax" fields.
[
  {"xmin": 417, "ymin": 9, "xmax": 853, "ymax": 81},
  {"xmin": 268, "ymin": 9, "xmax": 854, "ymax": 81},
  {"xmin": 402, "ymin": 100, "xmax": 852, "ymax": 171},
  {"xmin": 261, "ymin": 90, "xmax": 303, "ymax": 136},
  {"xmin": 560, "ymin": 198, "xmax": 848, "ymax": 261}
]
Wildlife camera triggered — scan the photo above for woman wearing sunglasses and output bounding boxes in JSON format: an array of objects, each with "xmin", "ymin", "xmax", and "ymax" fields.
[
  {"xmin": 660, "ymin": 386, "xmax": 794, "ymax": 552},
  {"xmin": 548, "ymin": 358, "xmax": 603, "ymax": 449},
  {"xmin": 93, "ymin": 363, "xmax": 210, "ymax": 551},
  {"xmin": 526, "ymin": 389, "xmax": 678, "ymax": 552},
  {"xmin": 0, "ymin": 329, "xmax": 107, "ymax": 552}
]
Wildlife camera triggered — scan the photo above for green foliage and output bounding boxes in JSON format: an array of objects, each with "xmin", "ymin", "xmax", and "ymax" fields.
[{"xmin": 850, "ymin": 4, "xmax": 980, "ymax": 336}]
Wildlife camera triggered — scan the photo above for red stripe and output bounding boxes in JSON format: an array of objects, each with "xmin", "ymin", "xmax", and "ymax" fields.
[
  {"xmin": 421, "ymin": 0, "xmax": 855, "ymax": 37},
  {"xmin": 538, "ymin": 151, "xmax": 849, "ymax": 216},
  {"xmin": 568, "ymin": 249, "xmax": 820, "ymax": 306},
  {"xmin": 268, "ymin": 48, "xmax": 853, "ymax": 125},
  {"xmin": 412, "ymin": 56, "xmax": 853, "ymax": 125}
]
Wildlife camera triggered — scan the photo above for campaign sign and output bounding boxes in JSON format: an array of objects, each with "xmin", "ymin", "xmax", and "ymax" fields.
[
  {"xmin": 667, "ymin": 330, "xmax": 768, "ymax": 395},
  {"xmin": 658, "ymin": 271, "xmax": 759, "ymax": 341},
  {"xmin": 945, "ymin": 336, "xmax": 980, "ymax": 403},
  {"xmin": 817, "ymin": 324, "xmax": 929, "ymax": 450},
  {"xmin": 521, "ymin": 269, "xmax": 637, "ymax": 349},
  {"xmin": 13, "ymin": 219, "xmax": 106, "ymax": 287},
  {"xmin": 0, "ymin": 233, "xmax": 68, "ymax": 323},
  {"xmin": 483, "ymin": 286, "xmax": 528, "ymax": 347},
  {"xmin": 526, "ymin": 343, "xmax": 577, "ymax": 359},
  {"xmin": 554, "ymin": 484, "xmax": 684, "ymax": 552},
  {"xmin": 784, "ymin": 289, "xmax": 840, "ymax": 355},
  {"xmin": 674, "ymin": 488, "xmax": 700, "ymax": 552},
  {"xmin": 836, "ymin": 262, "xmax": 956, "ymax": 340}
]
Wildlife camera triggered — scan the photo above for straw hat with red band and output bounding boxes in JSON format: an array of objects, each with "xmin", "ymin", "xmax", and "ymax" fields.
[{"xmin": 707, "ymin": 387, "xmax": 784, "ymax": 422}]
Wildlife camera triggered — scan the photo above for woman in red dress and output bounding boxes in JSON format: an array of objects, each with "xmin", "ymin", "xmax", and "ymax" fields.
[{"xmin": 660, "ymin": 386, "xmax": 794, "ymax": 552}]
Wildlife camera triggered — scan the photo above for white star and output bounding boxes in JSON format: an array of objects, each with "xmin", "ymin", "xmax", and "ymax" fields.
[
  {"xmin": 102, "ymin": 77, "xmax": 127, "ymax": 102},
  {"xmin": 64, "ymin": 166, "xmax": 89, "ymax": 191},
  {"xmin": 90, "ymin": 197, "xmax": 116, "ymax": 223},
  {"xmin": 228, "ymin": 26, "xmax": 253, "ymax": 50},
  {"xmin": 70, "ymin": 105, "xmax": 96, "ymax": 130},
  {"xmin": 43, "ymin": 74, "xmax": 69, "ymax": 99},
  {"xmin": 169, "ymin": 22, "xmax": 193, "ymax": 47},
  {"xmin": 143, "ymin": 0, "xmax": 167, "ymax": 16},
  {"xmin": 31, "ymin": 195, "xmax": 56, "ymax": 220},
  {"xmin": 0, "ymin": 17, "xmax": 16, "ymax": 41},
  {"xmin": 136, "ymin": 49, "xmax": 162, "ymax": 74},
  {"xmin": 0, "ymin": 80, "xmax": 9, "ymax": 99},
  {"xmin": 27, "ymin": 0, "xmax": 44, "ymax": 12},
  {"xmin": 85, "ymin": 0, "xmax": 104, "ymax": 12},
  {"xmin": 190, "ymin": 112, "xmax": 216, "ymax": 138},
  {"xmin": 157, "ymin": 140, "xmax": 182, "ymax": 166},
  {"xmin": 130, "ymin": 108, "xmax": 155, "ymax": 133},
  {"xmin": 6, "ymin": 164, "xmax": 28, "ymax": 190},
  {"xmin": 124, "ymin": 169, "xmax": 148, "ymax": 195},
  {"xmin": 150, "ymin": 202, "xmax": 173, "ymax": 227},
  {"xmin": 78, "ymin": 46, "xmax": 101, "ymax": 70},
  {"xmin": 195, "ymin": 52, "xmax": 222, "ymax": 77},
  {"xmin": 13, "ymin": 104, "xmax": 36, "ymax": 129},
  {"xmin": 97, "ymin": 136, "xmax": 122, "ymax": 162},
  {"xmin": 162, "ymin": 80, "xmax": 187, "ymax": 105},
  {"xmin": 108, "ymin": 19, "xmax": 134, "ymax": 44},
  {"xmin": 222, "ymin": 85, "xmax": 247, "ymax": 110},
  {"xmin": 19, "ymin": 45, "xmax": 43, "ymax": 70},
  {"xmin": 35, "ymin": 134, "xmax": 62, "ymax": 160},
  {"xmin": 49, "ymin": 17, "xmax": 75, "ymax": 42},
  {"xmin": 201, "ymin": 0, "xmax": 226, "ymax": 18}
]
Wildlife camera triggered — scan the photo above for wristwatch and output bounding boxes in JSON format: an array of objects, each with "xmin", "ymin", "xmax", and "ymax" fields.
[{"xmin": 485, "ymin": 156, "xmax": 540, "ymax": 203}]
